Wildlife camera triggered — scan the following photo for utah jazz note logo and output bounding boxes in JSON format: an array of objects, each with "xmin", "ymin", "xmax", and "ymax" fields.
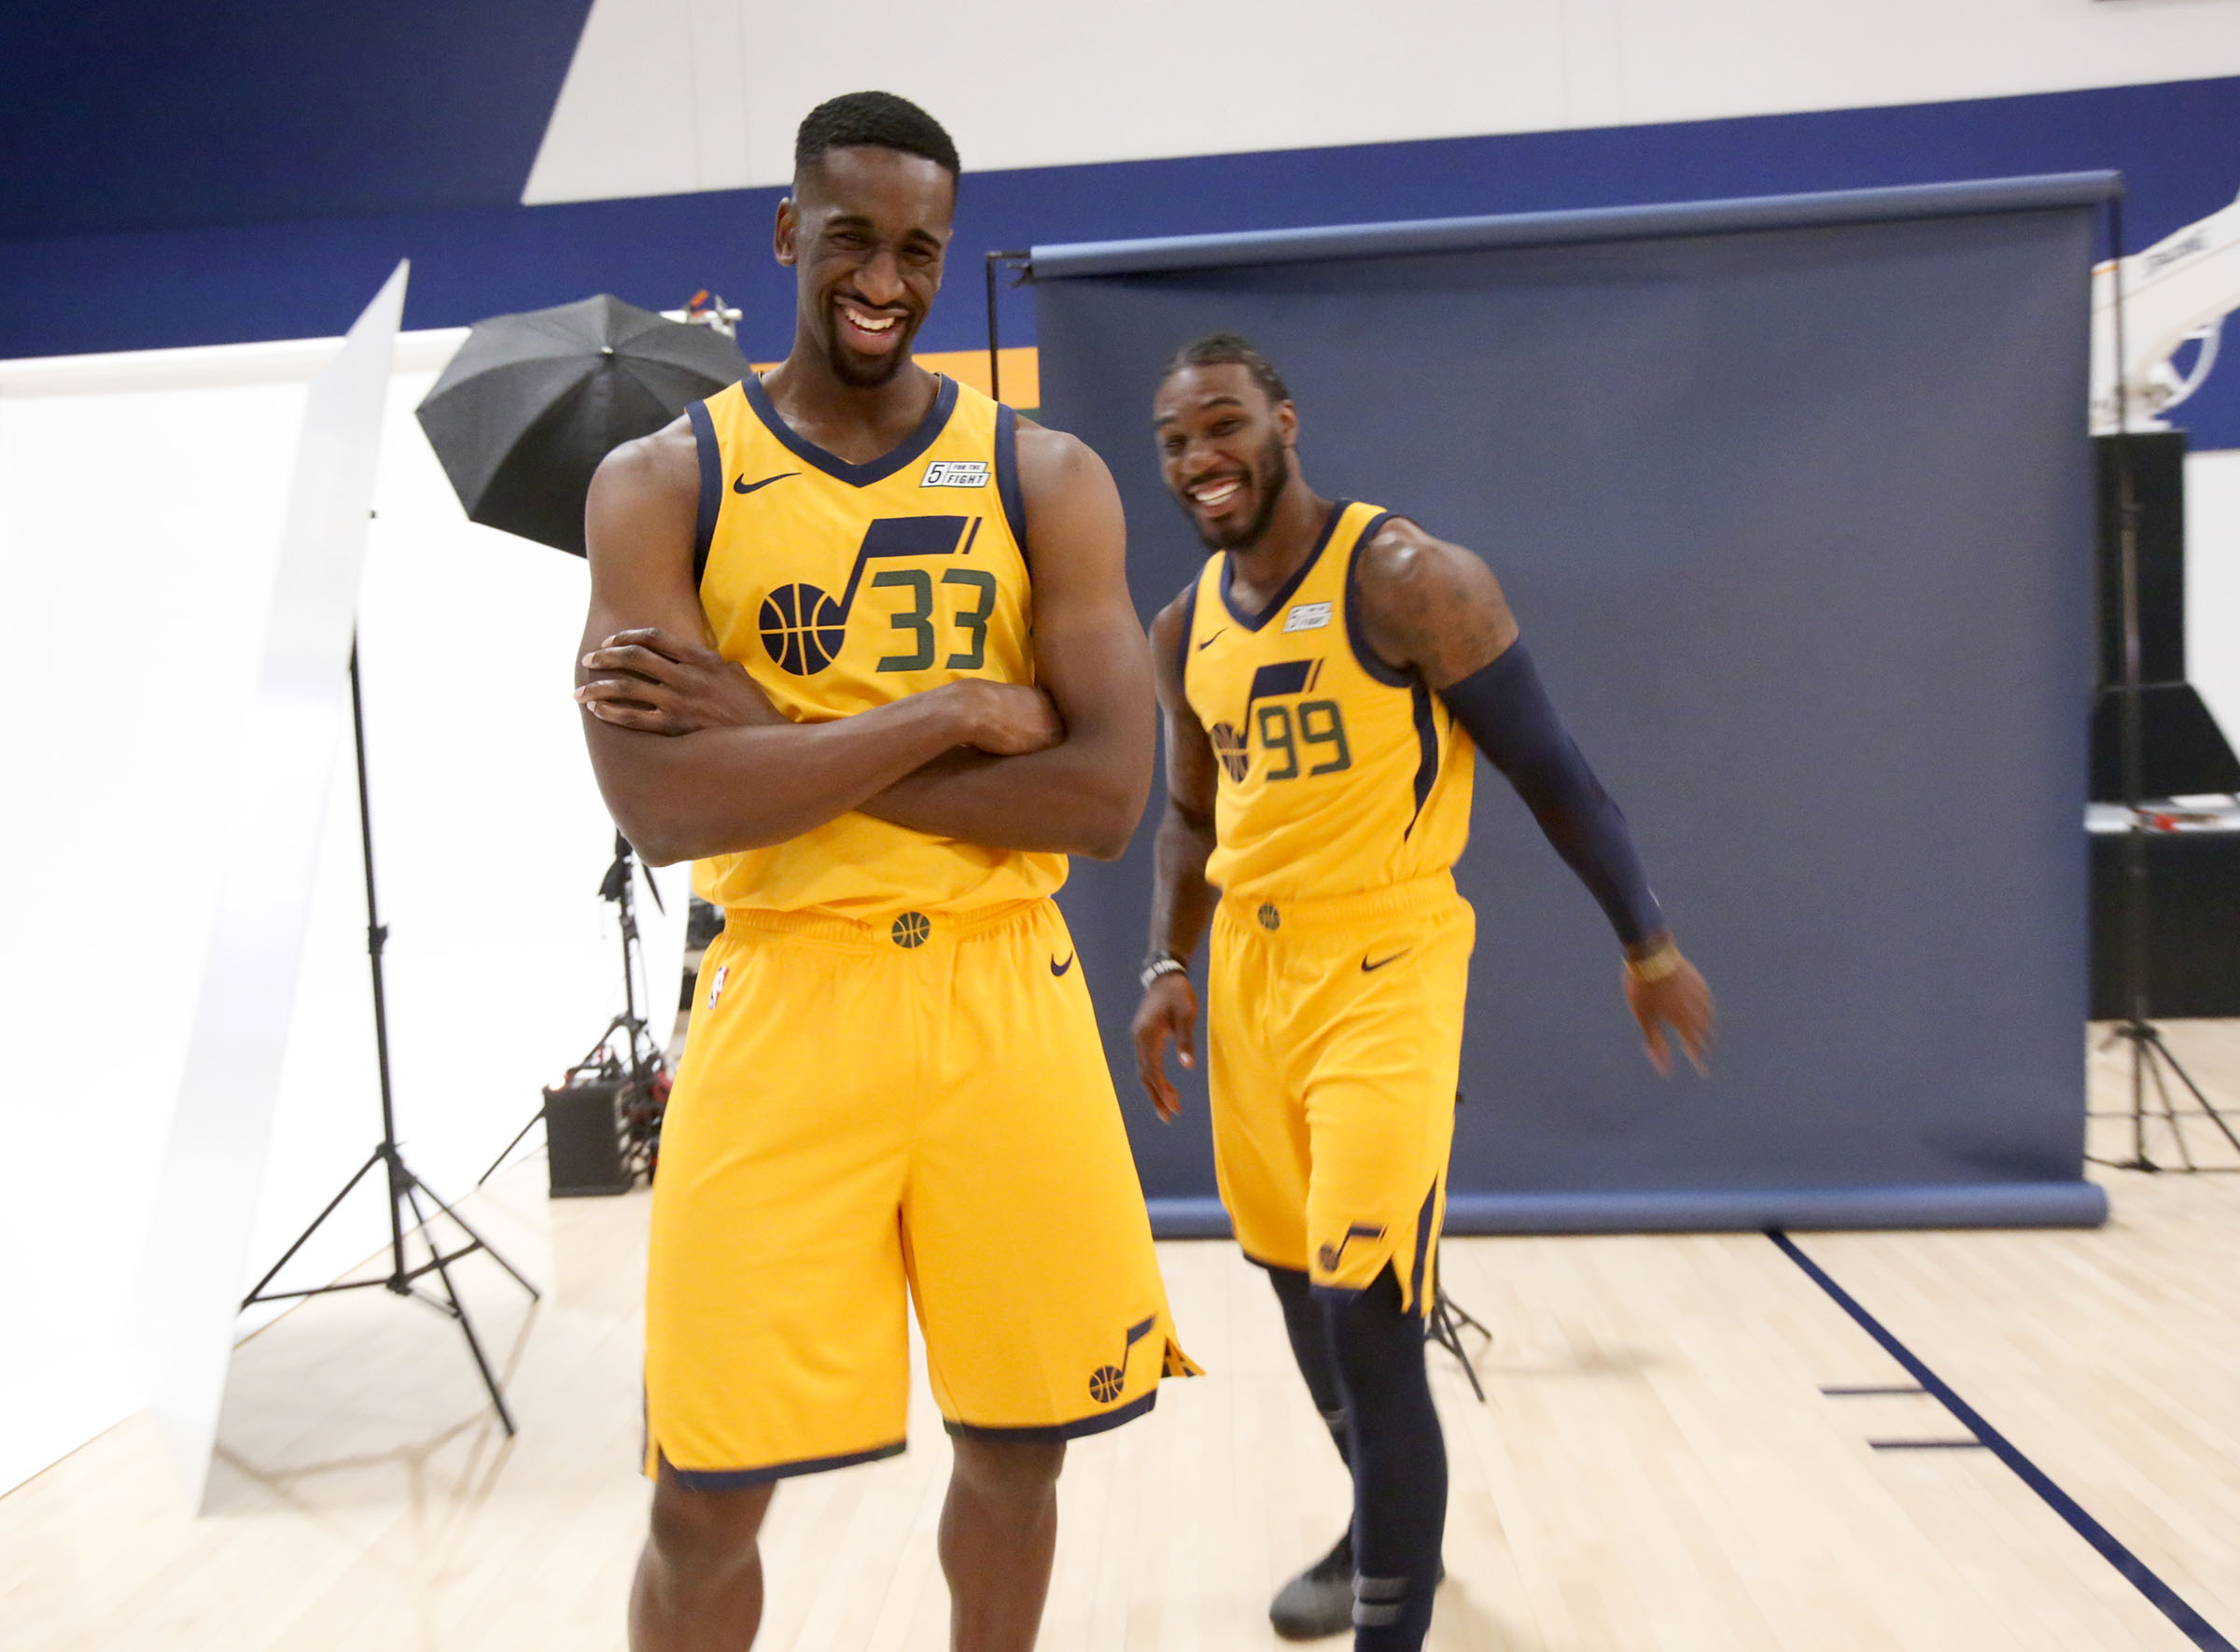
[
  {"xmin": 1316, "ymin": 1223, "xmax": 1385, "ymax": 1276},
  {"xmin": 760, "ymin": 515, "xmax": 987, "ymax": 675},
  {"xmin": 1089, "ymin": 1314, "xmax": 1155, "ymax": 1403}
]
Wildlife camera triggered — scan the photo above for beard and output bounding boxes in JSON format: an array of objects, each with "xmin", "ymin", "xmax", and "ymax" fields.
[
  {"xmin": 1186, "ymin": 432, "xmax": 1291, "ymax": 551},
  {"xmin": 823, "ymin": 305, "xmax": 917, "ymax": 388}
]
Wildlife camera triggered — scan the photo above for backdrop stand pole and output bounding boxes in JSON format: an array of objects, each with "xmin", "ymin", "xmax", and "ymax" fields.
[
  {"xmin": 985, "ymin": 250, "xmax": 1030, "ymax": 406},
  {"xmin": 241, "ymin": 637, "xmax": 539, "ymax": 1435}
]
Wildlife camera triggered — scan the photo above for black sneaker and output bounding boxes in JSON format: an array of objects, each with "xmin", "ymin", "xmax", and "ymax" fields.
[{"xmin": 1269, "ymin": 1530, "xmax": 1354, "ymax": 1641}]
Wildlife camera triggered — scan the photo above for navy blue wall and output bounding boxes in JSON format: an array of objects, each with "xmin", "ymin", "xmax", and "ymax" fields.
[{"xmin": 4, "ymin": 74, "xmax": 2237, "ymax": 446}]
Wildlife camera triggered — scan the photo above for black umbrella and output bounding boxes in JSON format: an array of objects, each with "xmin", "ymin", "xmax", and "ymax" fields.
[{"xmin": 415, "ymin": 293, "xmax": 747, "ymax": 556}]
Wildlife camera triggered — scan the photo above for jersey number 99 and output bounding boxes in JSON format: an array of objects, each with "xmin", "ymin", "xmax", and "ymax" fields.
[{"xmin": 1254, "ymin": 698, "xmax": 1352, "ymax": 780}]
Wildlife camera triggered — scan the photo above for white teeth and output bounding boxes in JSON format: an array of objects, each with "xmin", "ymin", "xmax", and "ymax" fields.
[
  {"xmin": 843, "ymin": 307, "xmax": 898, "ymax": 333},
  {"xmin": 1193, "ymin": 480, "xmax": 1242, "ymax": 508}
]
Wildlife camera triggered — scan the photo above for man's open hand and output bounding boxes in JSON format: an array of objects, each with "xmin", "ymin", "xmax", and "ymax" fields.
[
  {"xmin": 577, "ymin": 627, "xmax": 781, "ymax": 735},
  {"xmin": 1623, "ymin": 951, "xmax": 1715, "ymax": 1076},
  {"xmin": 1131, "ymin": 972, "xmax": 1198, "ymax": 1122}
]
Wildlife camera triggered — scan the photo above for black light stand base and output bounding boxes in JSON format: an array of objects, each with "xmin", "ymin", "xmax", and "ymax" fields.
[
  {"xmin": 2088, "ymin": 1017, "xmax": 2240, "ymax": 1174},
  {"xmin": 245, "ymin": 638, "xmax": 540, "ymax": 1442},
  {"xmin": 1425, "ymin": 1281, "xmax": 1491, "ymax": 1403},
  {"xmin": 483, "ymin": 833, "xmax": 667, "ymax": 1193},
  {"xmin": 242, "ymin": 1140, "xmax": 541, "ymax": 1435}
]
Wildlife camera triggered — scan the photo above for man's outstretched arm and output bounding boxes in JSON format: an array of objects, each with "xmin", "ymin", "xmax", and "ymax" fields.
[
  {"xmin": 575, "ymin": 422, "xmax": 1057, "ymax": 866},
  {"xmin": 1353, "ymin": 518, "xmax": 1715, "ymax": 1072},
  {"xmin": 853, "ymin": 425, "xmax": 1155, "ymax": 861}
]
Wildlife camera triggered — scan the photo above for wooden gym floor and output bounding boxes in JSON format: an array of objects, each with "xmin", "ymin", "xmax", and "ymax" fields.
[{"xmin": 7, "ymin": 1021, "xmax": 2239, "ymax": 1651}]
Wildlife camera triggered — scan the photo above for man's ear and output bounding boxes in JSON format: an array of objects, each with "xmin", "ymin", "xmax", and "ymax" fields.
[
  {"xmin": 1276, "ymin": 399, "xmax": 1300, "ymax": 449},
  {"xmin": 774, "ymin": 197, "xmax": 799, "ymax": 268}
]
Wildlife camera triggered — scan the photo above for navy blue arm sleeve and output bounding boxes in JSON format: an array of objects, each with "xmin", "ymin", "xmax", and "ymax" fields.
[{"xmin": 1437, "ymin": 642, "xmax": 1665, "ymax": 945}]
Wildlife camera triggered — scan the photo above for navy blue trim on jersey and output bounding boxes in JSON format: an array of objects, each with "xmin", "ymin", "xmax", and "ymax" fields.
[
  {"xmin": 1406, "ymin": 1177, "xmax": 1438, "ymax": 1313},
  {"xmin": 1341, "ymin": 511, "xmax": 1412, "ymax": 687},
  {"xmin": 995, "ymin": 400, "xmax": 1029, "ymax": 564},
  {"xmin": 1172, "ymin": 577, "xmax": 1199, "ymax": 693},
  {"xmin": 741, "ymin": 371, "xmax": 959, "ymax": 488},
  {"xmin": 942, "ymin": 1390, "xmax": 1158, "ymax": 1444},
  {"xmin": 1404, "ymin": 680, "xmax": 1440, "ymax": 837},
  {"xmin": 661, "ymin": 1438, "xmax": 907, "ymax": 1490},
  {"xmin": 1219, "ymin": 497, "xmax": 1350, "ymax": 630},
  {"xmin": 686, "ymin": 398, "xmax": 721, "ymax": 588}
]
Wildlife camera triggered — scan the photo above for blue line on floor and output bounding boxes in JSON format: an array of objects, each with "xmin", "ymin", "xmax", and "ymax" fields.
[{"xmin": 1770, "ymin": 1229, "xmax": 2235, "ymax": 1652}]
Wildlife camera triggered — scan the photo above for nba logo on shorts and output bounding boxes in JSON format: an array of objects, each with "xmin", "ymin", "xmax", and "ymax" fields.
[{"xmin": 707, "ymin": 965, "xmax": 728, "ymax": 1009}]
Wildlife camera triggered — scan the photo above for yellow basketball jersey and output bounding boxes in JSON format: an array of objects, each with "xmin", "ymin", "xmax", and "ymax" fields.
[
  {"xmin": 1182, "ymin": 499, "xmax": 1474, "ymax": 902},
  {"xmin": 685, "ymin": 373, "xmax": 1065, "ymax": 917}
]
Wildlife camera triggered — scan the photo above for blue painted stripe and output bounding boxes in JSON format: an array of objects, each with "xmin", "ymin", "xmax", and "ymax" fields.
[
  {"xmin": 1772, "ymin": 1231, "xmax": 2235, "ymax": 1652},
  {"xmin": 1435, "ymin": 1183, "xmax": 2107, "ymax": 1233},
  {"xmin": 1029, "ymin": 172, "xmax": 2122, "ymax": 278},
  {"xmin": 1147, "ymin": 1197, "xmax": 1233, "ymax": 1239}
]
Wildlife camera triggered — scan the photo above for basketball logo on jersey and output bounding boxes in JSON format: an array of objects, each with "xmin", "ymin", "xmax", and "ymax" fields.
[
  {"xmin": 920, "ymin": 459, "xmax": 988, "ymax": 488},
  {"xmin": 1210, "ymin": 721, "xmax": 1250, "ymax": 781},
  {"xmin": 1316, "ymin": 1222, "xmax": 1386, "ymax": 1275},
  {"xmin": 757, "ymin": 515, "xmax": 987, "ymax": 675}
]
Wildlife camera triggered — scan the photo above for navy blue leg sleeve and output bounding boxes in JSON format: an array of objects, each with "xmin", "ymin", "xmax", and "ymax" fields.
[
  {"xmin": 1267, "ymin": 1264, "xmax": 1353, "ymax": 1468},
  {"xmin": 1324, "ymin": 1268, "xmax": 1446, "ymax": 1651}
]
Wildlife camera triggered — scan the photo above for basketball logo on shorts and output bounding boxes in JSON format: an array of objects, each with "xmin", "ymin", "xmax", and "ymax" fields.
[
  {"xmin": 1210, "ymin": 721, "xmax": 1249, "ymax": 782},
  {"xmin": 1089, "ymin": 1315, "xmax": 1155, "ymax": 1404},
  {"xmin": 706, "ymin": 964, "xmax": 728, "ymax": 1009},
  {"xmin": 1257, "ymin": 903, "xmax": 1281, "ymax": 931},
  {"xmin": 891, "ymin": 911, "xmax": 931, "ymax": 948},
  {"xmin": 760, "ymin": 581, "xmax": 847, "ymax": 675},
  {"xmin": 1316, "ymin": 1223, "xmax": 1385, "ymax": 1275}
]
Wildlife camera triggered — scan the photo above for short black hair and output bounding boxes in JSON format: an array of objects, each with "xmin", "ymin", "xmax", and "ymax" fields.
[
  {"xmin": 1161, "ymin": 332, "xmax": 1291, "ymax": 406},
  {"xmin": 794, "ymin": 91, "xmax": 959, "ymax": 182}
]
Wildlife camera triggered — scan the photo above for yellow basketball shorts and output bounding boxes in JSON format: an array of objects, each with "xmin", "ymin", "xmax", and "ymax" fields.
[
  {"xmin": 1207, "ymin": 875, "xmax": 1475, "ymax": 1313},
  {"xmin": 644, "ymin": 897, "xmax": 1193, "ymax": 1489}
]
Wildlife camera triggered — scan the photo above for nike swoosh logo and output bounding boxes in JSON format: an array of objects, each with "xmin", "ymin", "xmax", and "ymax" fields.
[
  {"xmin": 1361, "ymin": 950, "xmax": 1410, "ymax": 973},
  {"xmin": 1050, "ymin": 952, "xmax": 1075, "ymax": 977},
  {"xmin": 1196, "ymin": 628, "xmax": 1228, "ymax": 651},
  {"xmin": 732, "ymin": 470, "xmax": 800, "ymax": 495}
]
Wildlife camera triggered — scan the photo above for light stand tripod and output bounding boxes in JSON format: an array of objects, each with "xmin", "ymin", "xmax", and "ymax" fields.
[
  {"xmin": 2090, "ymin": 194, "xmax": 2240, "ymax": 1175},
  {"xmin": 1425, "ymin": 1270, "xmax": 1491, "ymax": 1403},
  {"xmin": 480, "ymin": 832, "xmax": 668, "ymax": 1184},
  {"xmin": 242, "ymin": 640, "xmax": 539, "ymax": 1435}
]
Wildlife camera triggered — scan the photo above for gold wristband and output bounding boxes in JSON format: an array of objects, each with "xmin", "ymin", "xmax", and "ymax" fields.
[{"xmin": 1625, "ymin": 943, "xmax": 1682, "ymax": 985}]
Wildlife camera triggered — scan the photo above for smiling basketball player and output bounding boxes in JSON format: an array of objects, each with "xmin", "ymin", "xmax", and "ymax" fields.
[
  {"xmin": 573, "ymin": 92, "xmax": 1190, "ymax": 1652},
  {"xmin": 1132, "ymin": 334, "xmax": 1715, "ymax": 1649}
]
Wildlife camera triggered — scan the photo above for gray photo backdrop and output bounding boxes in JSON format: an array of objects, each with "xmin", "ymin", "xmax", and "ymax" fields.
[{"xmin": 1031, "ymin": 178, "xmax": 2112, "ymax": 1231}]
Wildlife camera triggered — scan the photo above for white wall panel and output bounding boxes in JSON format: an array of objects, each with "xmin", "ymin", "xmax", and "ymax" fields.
[
  {"xmin": 525, "ymin": 0, "xmax": 2240, "ymax": 205},
  {"xmin": 0, "ymin": 326, "xmax": 687, "ymax": 1499},
  {"xmin": 2188, "ymin": 447, "xmax": 2240, "ymax": 746}
]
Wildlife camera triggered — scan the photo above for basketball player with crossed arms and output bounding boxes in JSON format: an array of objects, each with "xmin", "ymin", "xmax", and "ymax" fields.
[
  {"xmin": 574, "ymin": 93, "xmax": 1190, "ymax": 1652},
  {"xmin": 1132, "ymin": 335, "xmax": 1715, "ymax": 1649}
]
